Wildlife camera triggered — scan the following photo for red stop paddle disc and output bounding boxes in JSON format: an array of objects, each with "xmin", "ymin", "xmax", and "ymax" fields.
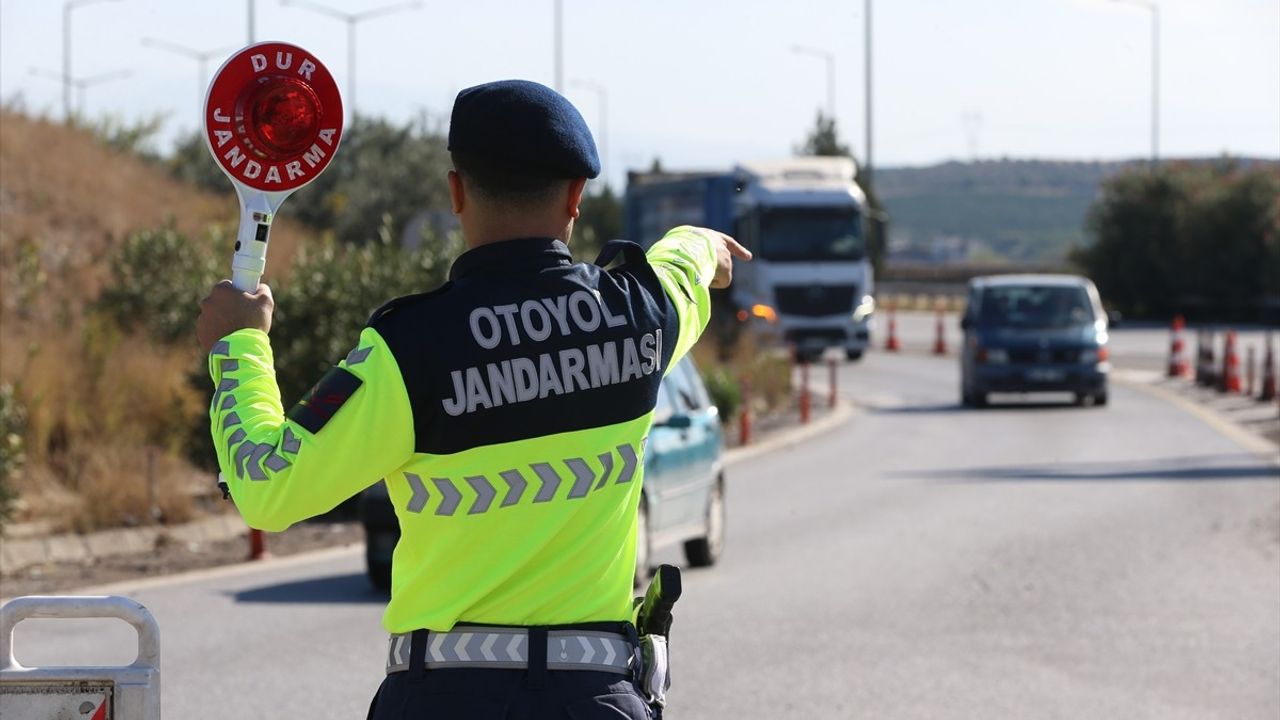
[{"xmin": 204, "ymin": 42, "xmax": 344, "ymax": 194}]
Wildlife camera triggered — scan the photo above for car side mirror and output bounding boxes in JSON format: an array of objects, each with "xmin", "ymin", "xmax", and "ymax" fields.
[
  {"xmin": 1107, "ymin": 310, "xmax": 1122, "ymax": 328},
  {"xmin": 659, "ymin": 414, "xmax": 693, "ymax": 430}
]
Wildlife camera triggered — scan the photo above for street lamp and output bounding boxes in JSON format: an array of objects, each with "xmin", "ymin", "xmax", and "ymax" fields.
[
  {"xmin": 31, "ymin": 67, "xmax": 131, "ymax": 117},
  {"xmin": 1110, "ymin": 0, "xmax": 1160, "ymax": 164},
  {"xmin": 554, "ymin": 0, "xmax": 564, "ymax": 92},
  {"xmin": 570, "ymin": 78, "xmax": 607, "ymax": 186},
  {"xmin": 280, "ymin": 0, "xmax": 422, "ymax": 119},
  {"xmin": 63, "ymin": 0, "xmax": 120, "ymax": 119},
  {"xmin": 141, "ymin": 38, "xmax": 236, "ymax": 111},
  {"xmin": 791, "ymin": 44, "xmax": 835, "ymax": 119}
]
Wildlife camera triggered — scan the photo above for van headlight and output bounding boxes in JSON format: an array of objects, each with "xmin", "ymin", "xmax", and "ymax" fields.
[{"xmin": 852, "ymin": 295, "xmax": 876, "ymax": 323}]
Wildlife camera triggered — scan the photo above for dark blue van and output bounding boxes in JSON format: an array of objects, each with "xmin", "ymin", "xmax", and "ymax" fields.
[{"xmin": 960, "ymin": 275, "xmax": 1111, "ymax": 408}]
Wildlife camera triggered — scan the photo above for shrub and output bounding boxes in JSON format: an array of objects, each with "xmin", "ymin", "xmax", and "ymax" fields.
[
  {"xmin": 700, "ymin": 365, "xmax": 741, "ymax": 424},
  {"xmin": 96, "ymin": 222, "xmax": 221, "ymax": 344},
  {"xmin": 0, "ymin": 383, "xmax": 26, "ymax": 527}
]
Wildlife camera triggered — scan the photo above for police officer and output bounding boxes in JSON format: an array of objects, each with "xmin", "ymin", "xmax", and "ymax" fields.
[{"xmin": 196, "ymin": 79, "xmax": 750, "ymax": 718}]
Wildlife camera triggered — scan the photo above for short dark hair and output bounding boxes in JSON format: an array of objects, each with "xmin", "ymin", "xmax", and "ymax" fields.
[{"xmin": 451, "ymin": 151, "xmax": 569, "ymax": 208}]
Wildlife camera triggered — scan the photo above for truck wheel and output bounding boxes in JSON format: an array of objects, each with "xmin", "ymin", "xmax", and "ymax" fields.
[
  {"xmin": 845, "ymin": 349, "xmax": 864, "ymax": 362},
  {"xmin": 684, "ymin": 477, "xmax": 725, "ymax": 567},
  {"xmin": 635, "ymin": 497, "xmax": 653, "ymax": 587}
]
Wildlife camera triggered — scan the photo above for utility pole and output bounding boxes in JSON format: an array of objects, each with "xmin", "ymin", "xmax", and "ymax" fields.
[
  {"xmin": 791, "ymin": 45, "xmax": 835, "ymax": 120},
  {"xmin": 63, "ymin": 0, "xmax": 119, "ymax": 120},
  {"xmin": 281, "ymin": 0, "xmax": 422, "ymax": 119},
  {"xmin": 571, "ymin": 79, "xmax": 607, "ymax": 186},
  {"xmin": 554, "ymin": 0, "xmax": 564, "ymax": 92},
  {"xmin": 1111, "ymin": 0, "xmax": 1160, "ymax": 164},
  {"xmin": 248, "ymin": 0, "xmax": 256, "ymax": 44}
]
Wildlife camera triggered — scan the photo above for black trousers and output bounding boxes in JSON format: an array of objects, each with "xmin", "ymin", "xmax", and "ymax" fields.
[{"xmin": 366, "ymin": 668, "xmax": 653, "ymax": 719}]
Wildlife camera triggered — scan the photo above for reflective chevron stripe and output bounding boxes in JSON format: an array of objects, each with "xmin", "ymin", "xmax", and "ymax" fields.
[
  {"xmin": 345, "ymin": 345, "xmax": 373, "ymax": 366},
  {"xmin": 398, "ymin": 442, "xmax": 644, "ymax": 516},
  {"xmin": 386, "ymin": 629, "xmax": 633, "ymax": 674},
  {"xmin": 210, "ymin": 340, "xmax": 230, "ymax": 356},
  {"xmin": 220, "ymin": 359, "xmax": 239, "ymax": 373}
]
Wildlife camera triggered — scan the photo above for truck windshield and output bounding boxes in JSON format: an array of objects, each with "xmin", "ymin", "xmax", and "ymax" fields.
[
  {"xmin": 759, "ymin": 208, "xmax": 863, "ymax": 262},
  {"xmin": 979, "ymin": 285, "xmax": 1095, "ymax": 328}
]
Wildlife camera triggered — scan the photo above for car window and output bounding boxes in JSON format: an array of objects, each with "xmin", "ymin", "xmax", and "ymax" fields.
[
  {"xmin": 653, "ymin": 380, "xmax": 676, "ymax": 424},
  {"xmin": 670, "ymin": 359, "xmax": 708, "ymax": 412},
  {"xmin": 979, "ymin": 285, "xmax": 1095, "ymax": 328}
]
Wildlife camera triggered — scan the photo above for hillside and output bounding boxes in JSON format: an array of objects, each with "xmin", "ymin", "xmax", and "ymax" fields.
[
  {"xmin": 0, "ymin": 112, "xmax": 312, "ymax": 531},
  {"xmin": 875, "ymin": 158, "xmax": 1279, "ymax": 265}
]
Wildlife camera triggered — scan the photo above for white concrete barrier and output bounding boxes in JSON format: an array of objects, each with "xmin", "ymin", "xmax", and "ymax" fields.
[{"xmin": 1, "ymin": 595, "xmax": 160, "ymax": 719}]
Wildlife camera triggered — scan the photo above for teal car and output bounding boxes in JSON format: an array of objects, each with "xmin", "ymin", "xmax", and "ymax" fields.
[{"xmin": 358, "ymin": 356, "xmax": 727, "ymax": 590}]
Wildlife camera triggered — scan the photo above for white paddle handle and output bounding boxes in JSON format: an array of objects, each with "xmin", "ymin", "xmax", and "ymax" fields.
[{"xmin": 231, "ymin": 193, "xmax": 275, "ymax": 292}]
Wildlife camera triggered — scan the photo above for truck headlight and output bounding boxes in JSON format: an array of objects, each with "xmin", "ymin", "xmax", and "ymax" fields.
[
  {"xmin": 852, "ymin": 295, "xmax": 876, "ymax": 323},
  {"xmin": 751, "ymin": 304, "xmax": 779, "ymax": 324}
]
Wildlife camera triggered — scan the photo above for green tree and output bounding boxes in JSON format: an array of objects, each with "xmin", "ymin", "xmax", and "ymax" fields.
[
  {"xmin": 795, "ymin": 110, "xmax": 851, "ymax": 157},
  {"xmin": 572, "ymin": 185, "xmax": 624, "ymax": 262},
  {"xmin": 1074, "ymin": 161, "xmax": 1280, "ymax": 320}
]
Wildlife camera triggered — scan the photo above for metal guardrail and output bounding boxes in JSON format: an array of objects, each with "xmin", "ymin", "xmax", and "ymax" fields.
[{"xmin": 1, "ymin": 595, "xmax": 161, "ymax": 719}]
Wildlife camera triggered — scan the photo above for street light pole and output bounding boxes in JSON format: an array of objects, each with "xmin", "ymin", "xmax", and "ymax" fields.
[
  {"xmin": 248, "ymin": 0, "xmax": 256, "ymax": 44},
  {"xmin": 63, "ymin": 0, "xmax": 118, "ymax": 120},
  {"xmin": 280, "ymin": 0, "xmax": 422, "ymax": 119},
  {"xmin": 791, "ymin": 44, "xmax": 835, "ymax": 119},
  {"xmin": 864, "ymin": 0, "xmax": 874, "ymax": 189},
  {"xmin": 571, "ymin": 79, "xmax": 607, "ymax": 185},
  {"xmin": 554, "ymin": 0, "xmax": 564, "ymax": 92},
  {"xmin": 141, "ymin": 38, "xmax": 235, "ymax": 111},
  {"xmin": 1111, "ymin": 0, "xmax": 1160, "ymax": 164},
  {"xmin": 31, "ymin": 67, "xmax": 130, "ymax": 117}
]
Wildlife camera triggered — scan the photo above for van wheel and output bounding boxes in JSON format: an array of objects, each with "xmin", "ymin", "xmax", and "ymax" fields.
[
  {"xmin": 1094, "ymin": 391, "xmax": 1109, "ymax": 406},
  {"xmin": 684, "ymin": 477, "xmax": 725, "ymax": 567},
  {"xmin": 845, "ymin": 349, "xmax": 864, "ymax": 362},
  {"xmin": 635, "ymin": 497, "xmax": 653, "ymax": 587}
]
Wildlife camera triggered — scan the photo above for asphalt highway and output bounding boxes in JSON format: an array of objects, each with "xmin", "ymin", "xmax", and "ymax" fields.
[{"xmin": 9, "ymin": 344, "xmax": 1279, "ymax": 719}]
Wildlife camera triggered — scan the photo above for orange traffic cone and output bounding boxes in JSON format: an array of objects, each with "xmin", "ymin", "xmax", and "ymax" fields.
[
  {"xmin": 1260, "ymin": 334, "xmax": 1276, "ymax": 402},
  {"xmin": 1167, "ymin": 315, "xmax": 1189, "ymax": 377},
  {"xmin": 932, "ymin": 310, "xmax": 947, "ymax": 355},
  {"xmin": 885, "ymin": 307, "xmax": 901, "ymax": 352},
  {"xmin": 1220, "ymin": 330, "xmax": 1242, "ymax": 394}
]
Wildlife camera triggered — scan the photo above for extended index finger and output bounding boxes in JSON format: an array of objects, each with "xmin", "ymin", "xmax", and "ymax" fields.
[{"xmin": 721, "ymin": 234, "xmax": 753, "ymax": 261}]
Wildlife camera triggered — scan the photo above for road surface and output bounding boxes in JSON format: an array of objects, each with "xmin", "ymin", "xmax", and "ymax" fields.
[{"xmin": 9, "ymin": 344, "xmax": 1279, "ymax": 719}]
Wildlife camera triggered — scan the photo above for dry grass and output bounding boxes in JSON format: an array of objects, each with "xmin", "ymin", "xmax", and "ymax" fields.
[
  {"xmin": 692, "ymin": 330, "xmax": 794, "ymax": 415},
  {"xmin": 0, "ymin": 111, "xmax": 312, "ymax": 532}
]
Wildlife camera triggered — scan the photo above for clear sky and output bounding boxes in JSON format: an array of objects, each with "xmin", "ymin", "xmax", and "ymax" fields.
[{"xmin": 2, "ymin": 0, "xmax": 1277, "ymax": 188}]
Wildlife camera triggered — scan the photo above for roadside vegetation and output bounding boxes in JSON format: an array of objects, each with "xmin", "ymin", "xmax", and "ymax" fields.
[{"xmin": 0, "ymin": 108, "xmax": 790, "ymax": 535}]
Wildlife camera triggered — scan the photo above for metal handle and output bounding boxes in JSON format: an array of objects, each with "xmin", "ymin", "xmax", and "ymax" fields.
[{"xmin": 1, "ymin": 595, "xmax": 161, "ymax": 671}]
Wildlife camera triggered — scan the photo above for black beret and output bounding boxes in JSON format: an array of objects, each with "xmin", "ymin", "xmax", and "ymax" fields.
[{"xmin": 448, "ymin": 79, "xmax": 600, "ymax": 179}]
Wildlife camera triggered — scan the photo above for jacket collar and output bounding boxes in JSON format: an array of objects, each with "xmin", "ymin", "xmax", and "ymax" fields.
[{"xmin": 448, "ymin": 237, "xmax": 573, "ymax": 281}]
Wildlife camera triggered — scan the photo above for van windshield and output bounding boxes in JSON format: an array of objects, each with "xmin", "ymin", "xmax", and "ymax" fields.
[
  {"xmin": 979, "ymin": 285, "xmax": 1095, "ymax": 328},
  {"xmin": 758, "ymin": 208, "xmax": 864, "ymax": 262}
]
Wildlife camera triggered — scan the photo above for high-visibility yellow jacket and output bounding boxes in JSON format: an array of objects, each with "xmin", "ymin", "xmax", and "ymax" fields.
[{"xmin": 209, "ymin": 227, "xmax": 717, "ymax": 632}]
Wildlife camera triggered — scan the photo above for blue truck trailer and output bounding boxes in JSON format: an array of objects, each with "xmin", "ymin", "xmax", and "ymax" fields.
[{"xmin": 625, "ymin": 157, "xmax": 875, "ymax": 361}]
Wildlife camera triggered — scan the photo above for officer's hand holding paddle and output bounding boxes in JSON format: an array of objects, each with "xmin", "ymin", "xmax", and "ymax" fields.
[{"xmin": 196, "ymin": 280, "xmax": 275, "ymax": 354}]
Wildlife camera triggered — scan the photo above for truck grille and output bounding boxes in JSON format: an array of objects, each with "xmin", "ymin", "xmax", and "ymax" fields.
[{"xmin": 774, "ymin": 285, "xmax": 857, "ymax": 317}]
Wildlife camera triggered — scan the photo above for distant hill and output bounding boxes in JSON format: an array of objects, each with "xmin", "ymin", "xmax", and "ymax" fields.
[{"xmin": 874, "ymin": 158, "xmax": 1278, "ymax": 266}]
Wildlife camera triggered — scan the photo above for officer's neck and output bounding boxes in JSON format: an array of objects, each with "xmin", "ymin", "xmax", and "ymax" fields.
[{"xmin": 461, "ymin": 212, "xmax": 572, "ymax": 250}]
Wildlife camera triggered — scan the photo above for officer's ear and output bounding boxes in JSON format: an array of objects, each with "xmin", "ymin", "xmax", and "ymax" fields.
[
  {"xmin": 448, "ymin": 170, "xmax": 466, "ymax": 215},
  {"xmin": 566, "ymin": 178, "xmax": 587, "ymax": 219}
]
